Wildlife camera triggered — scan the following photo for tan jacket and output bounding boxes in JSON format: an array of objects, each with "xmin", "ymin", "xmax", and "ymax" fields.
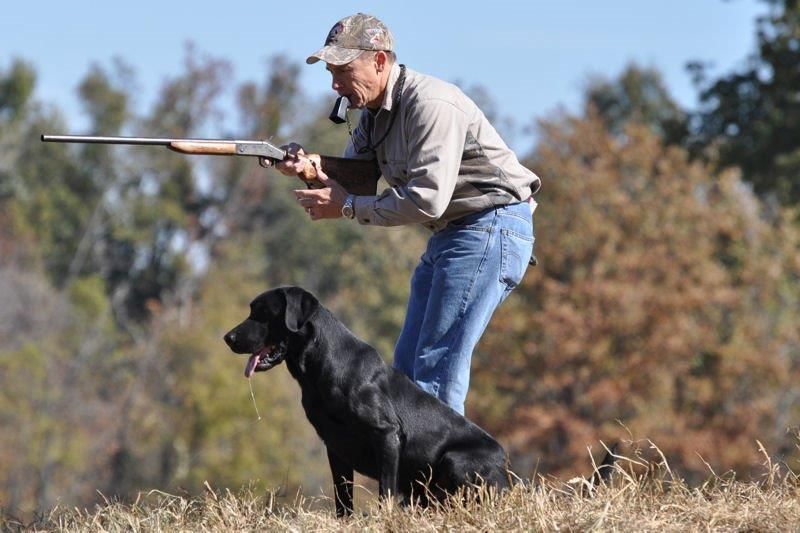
[{"xmin": 346, "ymin": 63, "xmax": 541, "ymax": 232}]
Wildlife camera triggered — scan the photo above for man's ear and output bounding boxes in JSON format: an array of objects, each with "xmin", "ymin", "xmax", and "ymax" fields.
[
  {"xmin": 374, "ymin": 50, "xmax": 388, "ymax": 72},
  {"xmin": 282, "ymin": 286, "xmax": 320, "ymax": 333}
]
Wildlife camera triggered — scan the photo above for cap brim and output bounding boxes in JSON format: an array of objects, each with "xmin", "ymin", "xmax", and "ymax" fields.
[{"xmin": 306, "ymin": 46, "xmax": 365, "ymax": 66}]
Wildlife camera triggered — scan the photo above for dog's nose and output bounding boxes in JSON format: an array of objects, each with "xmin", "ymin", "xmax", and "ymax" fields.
[{"xmin": 224, "ymin": 331, "xmax": 236, "ymax": 347}]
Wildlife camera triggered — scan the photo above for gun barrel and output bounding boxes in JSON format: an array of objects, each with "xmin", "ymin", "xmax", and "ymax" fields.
[{"xmin": 40, "ymin": 135, "xmax": 180, "ymax": 145}]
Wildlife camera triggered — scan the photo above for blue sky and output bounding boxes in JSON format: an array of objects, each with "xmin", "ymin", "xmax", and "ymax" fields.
[{"xmin": 3, "ymin": 1, "xmax": 766, "ymax": 150}]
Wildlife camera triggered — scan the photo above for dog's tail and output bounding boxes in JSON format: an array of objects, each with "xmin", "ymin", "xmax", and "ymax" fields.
[{"xmin": 584, "ymin": 441, "xmax": 619, "ymax": 495}]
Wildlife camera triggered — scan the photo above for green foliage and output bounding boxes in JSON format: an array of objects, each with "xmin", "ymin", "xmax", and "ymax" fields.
[
  {"xmin": 0, "ymin": 59, "xmax": 35, "ymax": 123},
  {"xmin": 0, "ymin": 265, "xmax": 124, "ymax": 513},
  {"xmin": 67, "ymin": 275, "xmax": 111, "ymax": 325},
  {"xmin": 77, "ymin": 59, "xmax": 133, "ymax": 134},
  {"xmin": 146, "ymin": 43, "xmax": 232, "ymax": 137},
  {"xmin": 237, "ymin": 54, "xmax": 301, "ymax": 138},
  {"xmin": 691, "ymin": 0, "xmax": 800, "ymax": 204},
  {"xmin": 11, "ymin": 116, "xmax": 97, "ymax": 284},
  {"xmin": 586, "ymin": 63, "xmax": 689, "ymax": 145}
]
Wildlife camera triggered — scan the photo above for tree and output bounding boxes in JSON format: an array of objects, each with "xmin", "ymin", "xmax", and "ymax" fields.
[
  {"xmin": 0, "ymin": 59, "xmax": 35, "ymax": 123},
  {"xmin": 586, "ymin": 63, "xmax": 689, "ymax": 145},
  {"xmin": 470, "ymin": 110, "xmax": 800, "ymax": 482},
  {"xmin": 691, "ymin": 0, "xmax": 800, "ymax": 204},
  {"xmin": 0, "ymin": 59, "xmax": 39, "ymax": 267}
]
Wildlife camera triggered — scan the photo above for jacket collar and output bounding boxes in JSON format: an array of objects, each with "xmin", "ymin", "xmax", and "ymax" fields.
[{"xmin": 377, "ymin": 62, "xmax": 402, "ymax": 113}]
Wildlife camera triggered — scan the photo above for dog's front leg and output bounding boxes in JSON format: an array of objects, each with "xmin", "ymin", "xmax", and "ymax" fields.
[
  {"xmin": 326, "ymin": 448, "xmax": 354, "ymax": 517},
  {"xmin": 375, "ymin": 427, "xmax": 401, "ymax": 502}
]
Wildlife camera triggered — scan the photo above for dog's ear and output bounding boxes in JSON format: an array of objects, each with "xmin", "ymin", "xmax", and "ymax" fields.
[{"xmin": 281, "ymin": 286, "xmax": 320, "ymax": 333}]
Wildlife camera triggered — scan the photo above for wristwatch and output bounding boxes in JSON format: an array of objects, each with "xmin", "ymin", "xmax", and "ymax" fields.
[{"xmin": 341, "ymin": 194, "xmax": 355, "ymax": 219}]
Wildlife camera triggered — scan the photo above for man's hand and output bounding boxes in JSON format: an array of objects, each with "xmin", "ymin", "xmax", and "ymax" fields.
[
  {"xmin": 293, "ymin": 167, "xmax": 349, "ymax": 221},
  {"xmin": 260, "ymin": 142, "xmax": 308, "ymax": 177}
]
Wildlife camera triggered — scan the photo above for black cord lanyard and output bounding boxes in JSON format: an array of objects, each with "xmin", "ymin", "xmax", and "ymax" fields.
[{"xmin": 348, "ymin": 65, "xmax": 406, "ymax": 155}]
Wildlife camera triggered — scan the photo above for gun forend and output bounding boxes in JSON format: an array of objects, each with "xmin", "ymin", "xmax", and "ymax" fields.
[{"xmin": 168, "ymin": 141, "xmax": 237, "ymax": 155}]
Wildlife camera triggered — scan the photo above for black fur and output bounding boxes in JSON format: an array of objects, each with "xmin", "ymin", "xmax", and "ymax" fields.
[{"xmin": 224, "ymin": 286, "xmax": 510, "ymax": 516}]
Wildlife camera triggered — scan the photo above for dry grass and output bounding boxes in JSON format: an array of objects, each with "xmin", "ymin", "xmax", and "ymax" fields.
[{"xmin": 5, "ymin": 443, "xmax": 800, "ymax": 532}]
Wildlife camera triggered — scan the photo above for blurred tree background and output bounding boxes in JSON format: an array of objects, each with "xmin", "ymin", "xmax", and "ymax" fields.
[{"xmin": 1, "ymin": 0, "xmax": 799, "ymax": 518}]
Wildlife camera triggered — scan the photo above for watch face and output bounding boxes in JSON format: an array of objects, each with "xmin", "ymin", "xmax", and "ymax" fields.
[
  {"xmin": 342, "ymin": 195, "xmax": 356, "ymax": 219},
  {"xmin": 342, "ymin": 200, "xmax": 354, "ymax": 219}
]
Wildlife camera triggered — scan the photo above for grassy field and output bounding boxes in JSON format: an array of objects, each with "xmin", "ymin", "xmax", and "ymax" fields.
[{"xmin": 4, "ymin": 446, "xmax": 800, "ymax": 532}]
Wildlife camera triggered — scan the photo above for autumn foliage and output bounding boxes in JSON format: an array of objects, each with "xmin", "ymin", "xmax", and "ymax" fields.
[{"xmin": 473, "ymin": 112, "xmax": 800, "ymax": 481}]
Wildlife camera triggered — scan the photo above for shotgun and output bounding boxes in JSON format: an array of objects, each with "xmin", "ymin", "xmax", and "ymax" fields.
[{"xmin": 40, "ymin": 134, "xmax": 380, "ymax": 195}]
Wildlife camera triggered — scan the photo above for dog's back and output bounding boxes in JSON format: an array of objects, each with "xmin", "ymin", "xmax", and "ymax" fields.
[{"xmin": 386, "ymin": 370, "xmax": 508, "ymax": 483}]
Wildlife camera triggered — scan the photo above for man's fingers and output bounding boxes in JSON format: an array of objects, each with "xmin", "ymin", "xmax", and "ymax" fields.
[
  {"xmin": 311, "ymin": 168, "xmax": 347, "ymax": 195},
  {"xmin": 294, "ymin": 188, "xmax": 325, "ymax": 203},
  {"xmin": 297, "ymin": 197, "xmax": 317, "ymax": 207},
  {"xmin": 264, "ymin": 157, "xmax": 305, "ymax": 177},
  {"xmin": 259, "ymin": 142, "xmax": 307, "ymax": 176},
  {"xmin": 314, "ymin": 166, "xmax": 330, "ymax": 182}
]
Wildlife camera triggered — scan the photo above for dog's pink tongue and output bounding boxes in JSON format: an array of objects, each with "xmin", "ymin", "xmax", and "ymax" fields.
[{"xmin": 244, "ymin": 354, "xmax": 260, "ymax": 378}]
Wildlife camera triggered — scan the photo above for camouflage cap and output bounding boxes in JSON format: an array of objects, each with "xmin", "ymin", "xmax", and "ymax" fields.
[{"xmin": 306, "ymin": 13, "xmax": 394, "ymax": 65}]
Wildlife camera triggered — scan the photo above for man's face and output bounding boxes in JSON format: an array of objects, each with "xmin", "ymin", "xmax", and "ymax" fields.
[{"xmin": 326, "ymin": 52, "xmax": 384, "ymax": 109}]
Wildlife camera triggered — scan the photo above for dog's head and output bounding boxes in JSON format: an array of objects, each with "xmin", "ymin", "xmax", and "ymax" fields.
[{"xmin": 223, "ymin": 286, "xmax": 320, "ymax": 377}]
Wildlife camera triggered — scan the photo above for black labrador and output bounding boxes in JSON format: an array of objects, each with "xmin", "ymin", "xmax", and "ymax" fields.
[{"xmin": 223, "ymin": 286, "xmax": 511, "ymax": 516}]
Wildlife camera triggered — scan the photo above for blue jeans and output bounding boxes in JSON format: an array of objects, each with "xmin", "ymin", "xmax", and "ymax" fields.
[{"xmin": 393, "ymin": 201, "xmax": 535, "ymax": 415}]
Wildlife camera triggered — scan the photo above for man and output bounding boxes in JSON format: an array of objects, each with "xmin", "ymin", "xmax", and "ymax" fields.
[{"xmin": 267, "ymin": 13, "xmax": 540, "ymax": 416}]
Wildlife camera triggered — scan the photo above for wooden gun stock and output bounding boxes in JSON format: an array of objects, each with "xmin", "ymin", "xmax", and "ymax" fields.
[{"xmin": 298, "ymin": 155, "xmax": 380, "ymax": 196}]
